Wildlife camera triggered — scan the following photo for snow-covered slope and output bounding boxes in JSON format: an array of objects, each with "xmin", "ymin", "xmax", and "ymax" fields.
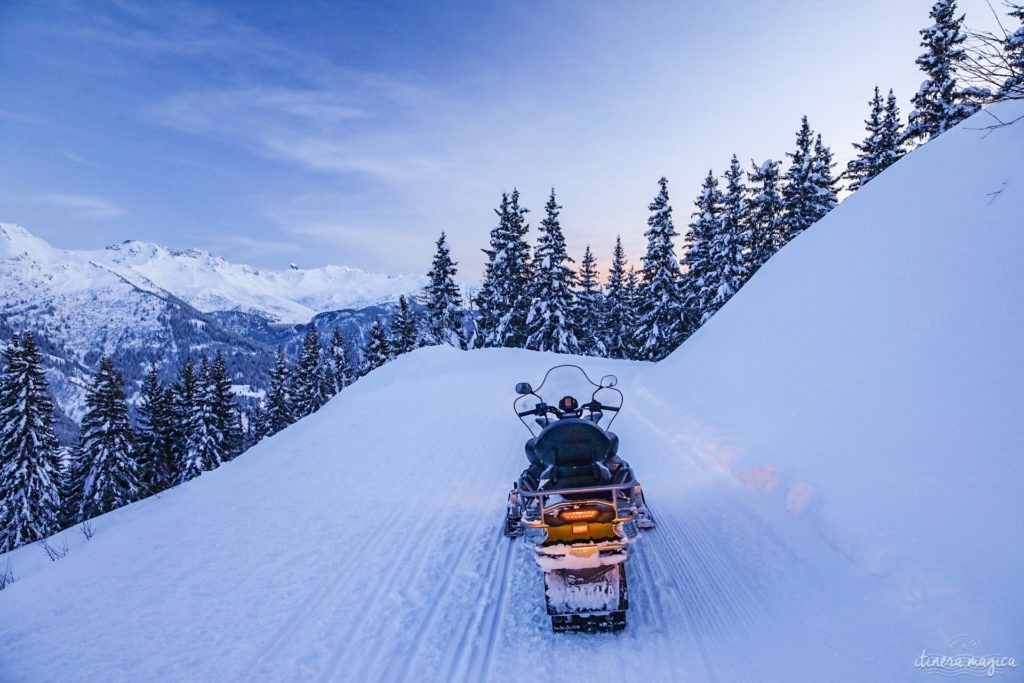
[
  {"xmin": 87, "ymin": 239, "xmax": 426, "ymax": 324},
  {"xmin": 1, "ymin": 104, "xmax": 1021, "ymax": 681}
]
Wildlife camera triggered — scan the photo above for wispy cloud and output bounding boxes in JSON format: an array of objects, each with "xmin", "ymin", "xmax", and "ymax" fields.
[
  {"xmin": 148, "ymin": 80, "xmax": 458, "ymax": 183},
  {"xmin": 215, "ymin": 235, "xmax": 302, "ymax": 256},
  {"xmin": 38, "ymin": 194, "xmax": 126, "ymax": 220}
]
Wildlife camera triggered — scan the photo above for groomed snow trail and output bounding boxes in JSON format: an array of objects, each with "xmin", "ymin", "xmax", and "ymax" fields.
[{"xmin": 0, "ymin": 348, "xmax": 905, "ymax": 682}]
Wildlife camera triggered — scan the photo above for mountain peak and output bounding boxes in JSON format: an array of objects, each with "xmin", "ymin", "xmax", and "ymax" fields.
[{"xmin": 1, "ymin": 222, "xmax": 426, "ymax": 324}]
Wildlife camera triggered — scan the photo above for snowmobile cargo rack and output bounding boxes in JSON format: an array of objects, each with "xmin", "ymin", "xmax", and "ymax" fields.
[
  {"xmin": 517, "ymin": 477, "xmax": 639, "ymax": 528},
  {"xmin": 516, "ymin": 478, "xmax": 637, "ymax": 499}
]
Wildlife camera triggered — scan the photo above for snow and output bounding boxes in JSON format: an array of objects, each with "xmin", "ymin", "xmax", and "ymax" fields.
[
  {"xmin": 1, "ymin": 102, "xmax": 1023, "ymax": 681},
  {"xmin": 87, "ymin": 240, "xmax": 426, "ymax": 323},
  {"xmin": 0, "ymin": 226, "xmax": 425, "ymax": 328}
]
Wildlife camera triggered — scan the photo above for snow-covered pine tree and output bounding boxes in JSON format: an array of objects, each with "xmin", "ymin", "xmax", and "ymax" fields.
[
  {"xmin": 179, "ymin": 356, "xmax": 221, "ymax": 482},
  {"xmin": 246, "ymin": 403, "xmax": 268, "ymax": 448},
  {"xmin": 524, "ymin": 190, "xmax": 580, "ymax": 354},
  {"xmin": 702, "ymin": 155, "xmax": 750, "ymax": 322},
  {"xmin": 845, "ymin": 86, "xmax": 886, "ymax": 192},
  {"xmin": 361, "ymin": 318, "xmax": 391, "ymax": 374},
  {"xmin": 391, "ymin": 295, "xmax": 420, "ymax": 356},
  {"xmin": 681, "ymin": 170, "xmax": 723, "ymax": 330},
  {"xmin": 624, "ymin": 266, "xmax": 641, "ymax": 359},
  {"xmin": 475, "ymin": 190, "xmax": 533, "ymax": 348},
  {"xmin": 780, "ymin": 116, "xmax": 817, "ymax": 244},
  {"xmin": 65, "ymin": 357, "xmax": 142, "ymax": 522},
  {"xmin": 0, "ymin": 333, "xmax": 62, "ymax": 551},
  {"xmin": 905, "ymin": 0, "xmax": 986, "ymax": 143},
  {"xmin": 998, "ymin": 4, "xmax": 1024, "ymax": 99},
  {"xmin": 264, "ymin": 348, "xmax": 294, "ymax": 436},
  {"xmin": 135, "ymin": 366, "xmax": 176, "ymax": 493},
  {"xmin": 633, "ymin": 177, "xmax": 685, "ymax": 361},
  {"xmin": 603, "ymin": 236, "xmax": 635, "ymax": 359},
  {"xmin": 809, "ymin": 134, "xmax": 839, "ymax": 224},
  {"xmin": 576, "ymin": 245, "xmax": 606, "ymax": 356},
  {"xmin": 422, "ymin": 232, "xmax": 466, "ymax": 349},
  {"xmin": 170, "ymin": 358, "xmax": 197, "ymax": 475},
  {"xmin": 209, "ymin": 352, "xmax": 241, "ymax": 460},
  {"xmin": 878, "ymin": 89, "xmax": 907, "ymax": 174},
  {"xmin": 293, "ymin": 323, "xmax": 330, "ymax": 418},
  {"xmin": 328, "ymin": 327, "xmax": 353, "ymax": 393},
  {"xmin": 745, "ymin": 158, "xmax": 785, "ymax": 274}
]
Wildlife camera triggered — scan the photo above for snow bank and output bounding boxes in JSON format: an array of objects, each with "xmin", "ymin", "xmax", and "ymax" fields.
[{"xmin": 639, "ymin": 100, "xmax": 1024, "ymax": 656}]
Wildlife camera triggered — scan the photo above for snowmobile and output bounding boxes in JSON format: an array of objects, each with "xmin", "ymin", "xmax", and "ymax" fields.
[{"xmin": 504, "ymin": 364, "xmax": 654, "ymax": 633}]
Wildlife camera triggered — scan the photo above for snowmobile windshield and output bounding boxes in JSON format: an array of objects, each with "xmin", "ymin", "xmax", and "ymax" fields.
[{"xmin": 514, "ymin": 365, "xmax": 623, "ymax": 437}]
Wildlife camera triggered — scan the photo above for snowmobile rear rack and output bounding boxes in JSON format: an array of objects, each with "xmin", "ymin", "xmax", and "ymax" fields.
[
  {"xmin": 518, "ymin": 476, "xmax": 639, "ymax": 528},
  {"xmin": 516, "ymin": 477, "xmax": 637, "ymax": 499}
]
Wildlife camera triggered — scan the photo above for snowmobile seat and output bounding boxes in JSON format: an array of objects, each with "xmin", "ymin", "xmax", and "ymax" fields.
[
  {"xmin": 529, "ymin": 418, "xmax": 616, "ymax": 467},
  {"xmin": 548, "ymin": 460, "xmax": 612, "ymax": 489}
]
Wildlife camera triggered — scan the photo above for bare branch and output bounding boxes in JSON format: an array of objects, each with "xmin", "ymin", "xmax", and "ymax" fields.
[
  {"xmin": 0, "ymin": 559, "xmax": 15, "ymax": 591},
  {"xmin": 39, "ymin": 538, "xmax": 69, "ymax": 562}
]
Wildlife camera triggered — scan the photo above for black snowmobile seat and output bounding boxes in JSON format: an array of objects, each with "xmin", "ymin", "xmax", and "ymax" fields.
[{"xmin": 527, "ymin": 418, "xmax": 615, "ymax": 467}]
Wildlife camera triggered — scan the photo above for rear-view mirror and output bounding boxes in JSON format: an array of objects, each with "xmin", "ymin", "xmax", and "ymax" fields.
[
  {"xmin": 600, "ymin": 375, "xmax": 618, "ymax": 388},
  {"xmin": 515, "ymin": 382, "xmax": 533, "ymax": 395}
]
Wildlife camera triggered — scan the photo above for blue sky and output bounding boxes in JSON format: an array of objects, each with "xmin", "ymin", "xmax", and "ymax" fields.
[{"xmin": 0, "ymin": 0, "xmax": 1008, "ymax": 277}]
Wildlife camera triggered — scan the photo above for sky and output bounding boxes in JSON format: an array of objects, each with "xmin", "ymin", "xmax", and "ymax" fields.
[{"xmin": 0, "ymin": 0, "xmax": 1011, "ymax": 278}]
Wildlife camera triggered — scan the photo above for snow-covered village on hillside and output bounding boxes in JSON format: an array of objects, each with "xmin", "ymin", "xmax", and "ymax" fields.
[{"xmin": 1, "ymin": 1, "xmax": 1022, "ymax": 681}]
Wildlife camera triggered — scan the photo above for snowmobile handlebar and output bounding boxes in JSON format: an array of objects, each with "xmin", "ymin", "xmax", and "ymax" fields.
[{"xmin": 516, "ymin": 401, "xmax": 618, "ymax": 419}]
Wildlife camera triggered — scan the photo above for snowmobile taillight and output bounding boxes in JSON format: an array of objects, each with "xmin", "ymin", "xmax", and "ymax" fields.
[{"xmin": 560, "ymin": 508, "xmax": 600, "ymax": 522}]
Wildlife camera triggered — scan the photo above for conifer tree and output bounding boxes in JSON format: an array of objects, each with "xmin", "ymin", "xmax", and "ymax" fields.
[
  {"xmin": 576, "ymin": 245, "xmax": 606, "ymax": 356},
  {"xmin": 845, "ymin": 86, "xmax": 886, "ymax": 192},
  {"xmin": 681, "ymin": 170, "xmax": 723, "ymax": 329},
  {"xmin": 745, "ymin": 158, "xmax": 785, "ymax": 274},
  {"xmin": 170, "ymin": 358, "xmax": 197, "ymax": 478},
  {"xmin": 0, "ymin": 333, "xmax": 62, "ymax": 551},
  {"xmin": 905, "ymin": 0, "xmax": 985, "ymax": 143},
  {"xmin": 362, "ymin": 318, "xmax": 391, "ymax": 374},
  {"xmin": 702, "ymin": 155, "xmax": 749, "ymax": 321},
  {"xmin": 809, "ymin": 134, "xmax": 839, "ymax": 224},
  {"xmin": 780, "ymin": 116, "xmax": 818, "ymax": 244},
  {"xmin": 391, "ymin": 295, "xmax": 420, "ymax": 356},
  {"xmin": 65, "ymin": 358, "xmax": 142, "ymax": 522},
  {"xmin": 475, "ymin": 190, "xmax": 532, "ymax": 348},
  {"xmin": 209, "ymin": 352, "xmax": 241, "ymax": 460},
  {"xmin": 878, "ymin": 89, "xmax": 907, "ymax": 173},
  {"xmin": 246, "ymin": 403, "xmax": 268, "ymax": 448},
  {"xmin": 179, "ymin": 356, "xmax": 221, "ymax": 482},
  {"xmin": 264, "ymin": 348, "xmax": 293, "ymax": 436},
  {"xmin": 422, "ymin": 232, "xmax": 466, "ymax": 348},
  {"xmin": 328, "ymin": 327, "xmax": 353, "ymax": 393},
  {"xmin": 293, "ymin": 323, "xmax": 330, "ymax": 418},
  {"xmin": 845, "ymin": 87, "xmax": 905, "ymax": 191},
  {"xmin": 525, "ymin": 190, "xmax": 580, "ymax": 354},
  {"xmin": 998, "ymin": 4, "xmax": 1024, "ymax": 99},
  {"xmin": 603, "ymin": 236, "xmax": 634, "ymax": 359},
  {"xmin": 624, "ymin": 266, "xmax": 641, "ymax": 359},
  {"xmin": 633, "ymin": 177, "xmax": 685, "ymax": 360},
  {"xmin": 135, "ymin": 366, "xmax": 176, "ymax": 493}
]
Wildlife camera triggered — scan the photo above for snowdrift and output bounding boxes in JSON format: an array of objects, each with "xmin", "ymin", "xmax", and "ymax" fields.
[
  {"xmin": 1, "ymin": 103, "xmax": 1022, "ymax": 681},
  {"xmin": 638, "ymin": 99, "xmax": 1024, "ymax": 661}
]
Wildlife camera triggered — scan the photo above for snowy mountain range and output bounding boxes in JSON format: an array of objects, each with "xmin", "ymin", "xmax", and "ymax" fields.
[
  {"xmin": 0, "ymin": 223, "xmax": 426, "ymax": 434},
  {"xmin": 86, "ymin": 238, "xmax": 426, "ymax": 325}
]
